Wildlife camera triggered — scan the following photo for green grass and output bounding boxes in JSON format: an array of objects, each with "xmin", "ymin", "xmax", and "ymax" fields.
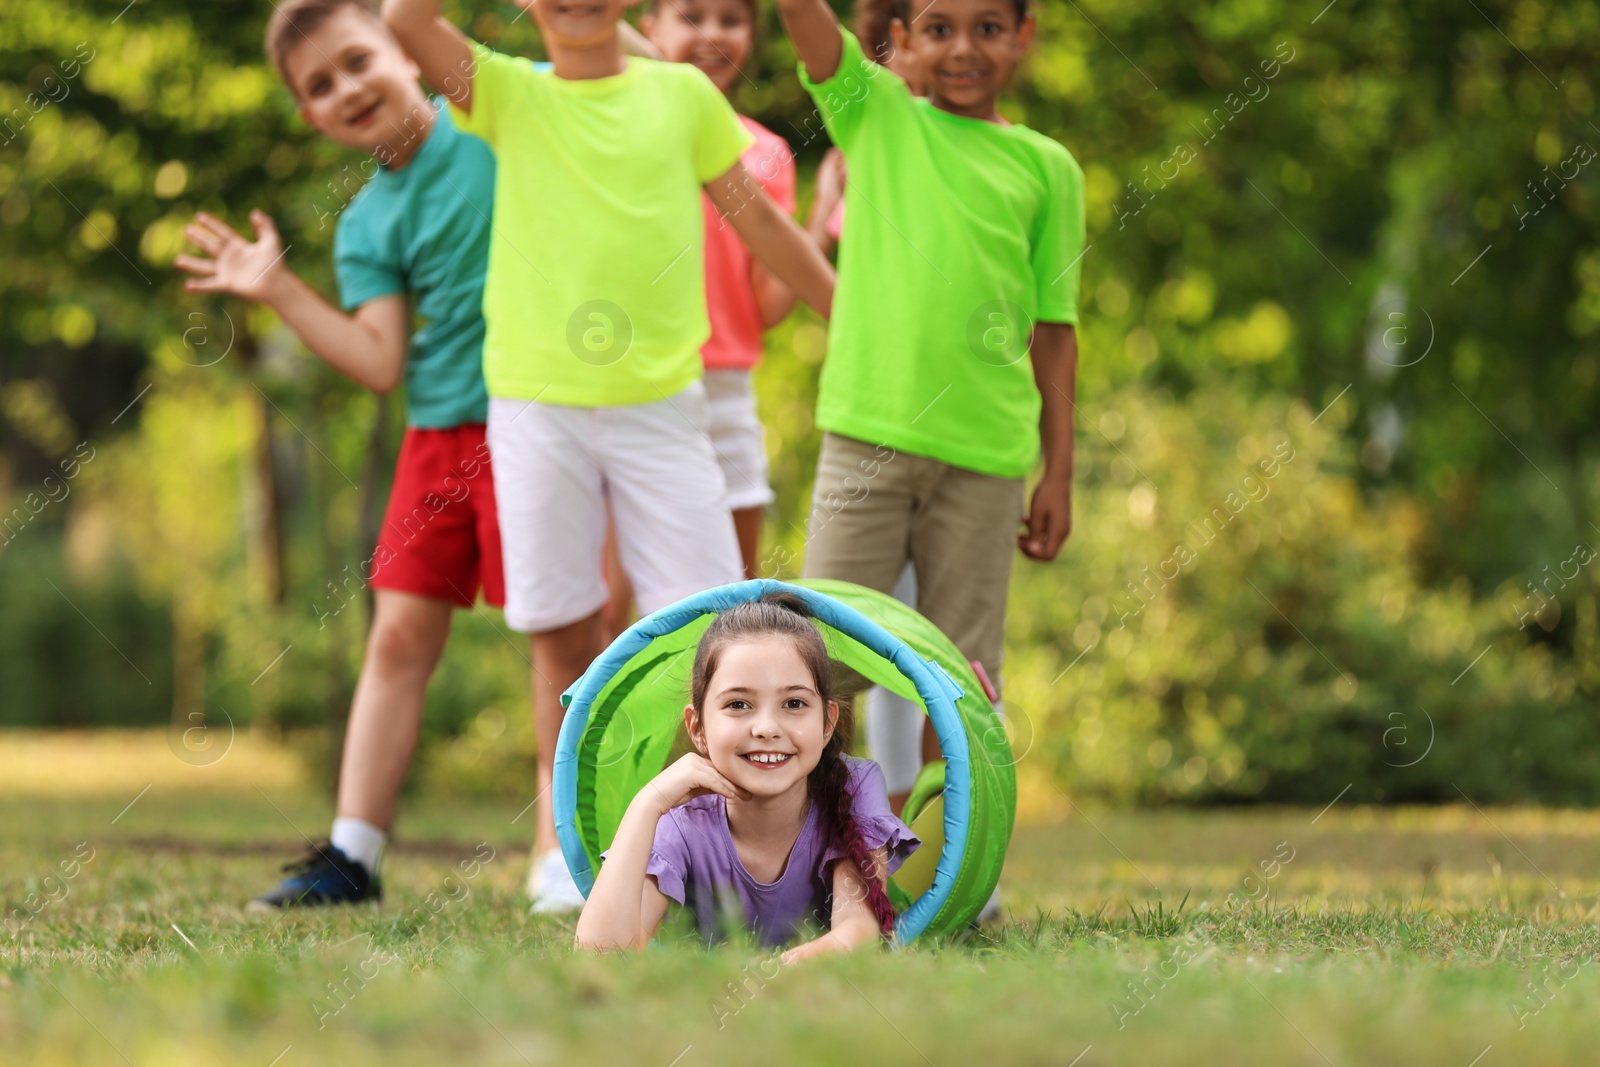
[{"xmin": 4, "ymin": 743, "xmax": 1600, "ymax": 1065}]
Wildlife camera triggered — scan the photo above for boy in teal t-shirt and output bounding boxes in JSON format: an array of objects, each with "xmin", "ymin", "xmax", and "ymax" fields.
[
  {"xmin": 176, "ymin": 0, "xmax": 517, "ymax": 910},
  {"xmin": 383, "ymin": 0, "xmax": 836, "ymax": 910},
  {"xmin": 778, "ymin": 0, "xmax": 1085, "ymax": 769},
  {"xmin": 331, "ymin": 106, "xmax": 494, "ymax": 429}
]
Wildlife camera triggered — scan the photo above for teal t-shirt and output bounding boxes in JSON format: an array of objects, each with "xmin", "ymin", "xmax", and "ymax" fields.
[
  {"xmin": 333, "ymin": 100, "xmax": 504, "ymax": 429},
  {"xmin": 798, "ymin": 31, "xmax": 1086, "ymax": 479}
]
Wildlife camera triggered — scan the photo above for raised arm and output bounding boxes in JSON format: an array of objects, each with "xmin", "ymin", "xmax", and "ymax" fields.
[
  {"xmin": 707, "ymin": 162, "xmax": 834, "ymax": 320},
  {"xmin": 751, "ymin": 264, "xmax": 800, "ymax": 329},
  {"xmin": 382, "ymin": 0, "xmax": 477, "ymax": 111},
  {"xmin": 772, "ymin": 0, "xmax": 844, "ymax": 84},
  {"xmin": 751, "ymin": 157, "xmax": 804, "ymax": 327},
  {"xmin": 176, "ymin": 211, "xmax": 406, "ymax": 392}
]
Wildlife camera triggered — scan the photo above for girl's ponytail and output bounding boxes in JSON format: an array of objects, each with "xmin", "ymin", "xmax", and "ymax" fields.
[{"xmin": 809, "ymin": 735, "xmax": 898, "ymax": 939}]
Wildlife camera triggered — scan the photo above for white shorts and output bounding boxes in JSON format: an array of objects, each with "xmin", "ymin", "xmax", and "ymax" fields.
[
  {"xmin": 703, "ymin": 368, "xmax": 774, "ymax": 511},
  {"xmin": 487, "ymin": 383, "xmax": 742, "ymax": 633}
]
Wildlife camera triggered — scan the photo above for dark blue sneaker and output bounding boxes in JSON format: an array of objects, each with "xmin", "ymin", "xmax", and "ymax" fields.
[{"xmin": 247, "ymin": 842, "xmax": 380, "ymax": 912}]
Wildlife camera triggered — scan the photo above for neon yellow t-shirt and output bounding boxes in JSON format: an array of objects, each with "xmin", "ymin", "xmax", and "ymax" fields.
[
  {"xmin": 799, "ymin": 31, "xmax": 1086, "ymax": 478},
  {"xmin": 451, "ymin": 47, "xmax": 753, "ymax": 406}
]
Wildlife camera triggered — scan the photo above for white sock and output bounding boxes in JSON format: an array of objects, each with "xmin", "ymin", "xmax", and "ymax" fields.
[{"xmin": 330, "ymin": 817, "xmax": 387, "ymax": 877}]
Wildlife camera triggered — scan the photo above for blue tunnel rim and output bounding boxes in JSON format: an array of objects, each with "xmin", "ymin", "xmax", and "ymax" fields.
[{"xmin": 553, "ymin": 577, "xmax": 973, "ymax": 944}]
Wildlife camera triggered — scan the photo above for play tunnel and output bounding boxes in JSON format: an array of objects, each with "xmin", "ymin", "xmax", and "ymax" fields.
[{"xmin": 553, "ymin": 578, "xmax": 1016, "ymax": 942}]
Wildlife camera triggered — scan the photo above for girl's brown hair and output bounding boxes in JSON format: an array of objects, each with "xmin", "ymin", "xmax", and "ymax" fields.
[{"xmin": 688, "ymin": 593, "xmax": 897, "ymax": 939}]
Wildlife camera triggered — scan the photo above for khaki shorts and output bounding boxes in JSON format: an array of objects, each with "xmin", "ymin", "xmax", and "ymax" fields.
[{"xmin": 801, "ymin": 432, "xmax": 1025, "ymax": 685}]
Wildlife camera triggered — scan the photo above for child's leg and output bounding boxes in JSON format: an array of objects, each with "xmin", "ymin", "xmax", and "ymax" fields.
[
  {"xmin": 601, "ymin": 382, "xmax": 742, "ymax": 615},
  {"xmin": 486, "ymin": 397, "xmax": 609, "ymax": 896},
  {"xmin": 599, "ymin": 499, "xmax": 635, "ymax": 642},
  {"xmin": 252, "ymin": 426, "xmax": 490, "ymax": 909},
  {"xmin": 799, "ymin": 432, "xmax": 916, "ymax": 595},
  {"xmin": 529, "ymin": 610, "xmax": 606, "ymax": 858},
  {"xmin": 732, "ymin": 507, "xmax": 763, "ymax": 579},
  {"xmin": 801, "ymin": 433, "xmax": 918, "ymax": 744},
  {"xmin": 907, "ymin": 463, "xmax": 1026, "ymax": 762},
  {"xmin": 908, "ymin": 463, "xmax": 1025, "ymax": 922},
  {"xmin": 332, "ymin": 425, "xmax": 495, "ymax": 871},
  {"xmin": 863, "ymin": 563, "xmax": 923, "ymax": 813},
  {"xmin": 703, "ymin": 369, "xmax": 774, "ymax": 579},
  {"xmin": 334, "ymin": 590, "xmax": 456, "ymax": 837}
]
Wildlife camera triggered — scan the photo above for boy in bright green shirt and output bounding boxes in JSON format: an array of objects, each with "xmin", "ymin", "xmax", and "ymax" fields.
[
  {"xmin": 780, "ymin": 0, "xmax": 1084, "ymax": 770},
  {"xmin": 383, "ymin": 0, "xmax": 835, "ymax": 911}
]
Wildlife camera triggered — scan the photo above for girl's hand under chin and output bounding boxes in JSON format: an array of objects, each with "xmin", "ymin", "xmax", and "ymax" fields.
[{"xmin": 643, "ymin": 752, "xmax": 753, "ymax": 815}]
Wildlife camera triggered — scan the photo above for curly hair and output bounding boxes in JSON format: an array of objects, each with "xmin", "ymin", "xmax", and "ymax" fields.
[{"xmin": 878, "ymin": 0, "xmax": 1032, "ymax": 56}]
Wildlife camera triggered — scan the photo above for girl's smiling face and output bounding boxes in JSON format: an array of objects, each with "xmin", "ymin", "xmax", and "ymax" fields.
[{"xmin": 688, "ymin": 636, "xmax": 837, "ymax": 799}]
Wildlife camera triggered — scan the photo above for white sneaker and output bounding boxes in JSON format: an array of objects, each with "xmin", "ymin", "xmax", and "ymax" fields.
[{"xmin": 527, "ymin": 849, "xmax": 586, "ymax": 914}]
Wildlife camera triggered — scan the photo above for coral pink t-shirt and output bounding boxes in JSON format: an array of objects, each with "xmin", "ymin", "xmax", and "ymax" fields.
[{"xmin": 700, "ymin": 116, "xmax": 797, "ymax": 371}]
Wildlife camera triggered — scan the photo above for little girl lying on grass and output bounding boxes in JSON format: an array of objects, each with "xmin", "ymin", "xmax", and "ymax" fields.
[{"xmin": 575, "ymin": 594, "xmax": 919, "ymax": 958}]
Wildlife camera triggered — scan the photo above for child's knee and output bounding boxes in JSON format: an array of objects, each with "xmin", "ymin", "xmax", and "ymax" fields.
[{"xmin": 367, "ymin": 617, "xmax": 440, "ymax": 670}]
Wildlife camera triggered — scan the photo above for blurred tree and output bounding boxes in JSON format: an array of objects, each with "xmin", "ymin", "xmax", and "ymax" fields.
[{"xmin": 0, "ymin": 0, "xmax": 1594, "ymax": 800}]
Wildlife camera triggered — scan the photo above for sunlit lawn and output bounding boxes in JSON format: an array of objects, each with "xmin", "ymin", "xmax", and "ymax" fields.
[{"xmin": 3, "ymin": 731, "xmax": 1599, "ymax": 1066}]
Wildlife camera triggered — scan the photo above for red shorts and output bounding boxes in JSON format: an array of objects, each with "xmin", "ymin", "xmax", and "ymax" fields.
[{"xmin": 369, "ymin": 424, "xmax": 504, "ymax": 608}]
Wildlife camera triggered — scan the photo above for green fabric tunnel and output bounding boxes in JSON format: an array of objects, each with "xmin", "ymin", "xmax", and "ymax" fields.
[{"xmin": 553, "ymin": 578, "xmax": 1017, "ymax": 942}]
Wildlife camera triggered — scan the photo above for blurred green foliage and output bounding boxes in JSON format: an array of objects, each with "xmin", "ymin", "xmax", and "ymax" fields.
[
  {"xmin": 1004, "ymin": 384, "xmax": 1593, "ymax": 805},
  {"xmin": 0, "ymin": 0, "xmax": 1596, "ymax": 802}
]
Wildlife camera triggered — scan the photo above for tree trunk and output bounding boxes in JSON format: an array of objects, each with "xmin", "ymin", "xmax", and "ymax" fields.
[
  {"xmin": 311, "ymin": 381, "xmax": 354, "ymax": 796},
  {"xmin": 170, "ymin": 594, "xmax": 206, "ymax": 736},
  {"xmin": 234, "ymin": 312, "xmax": 286, "ymax": 606}
]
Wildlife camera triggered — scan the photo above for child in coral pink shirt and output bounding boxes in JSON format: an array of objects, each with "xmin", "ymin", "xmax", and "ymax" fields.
[{"xmin": 643, "ymin": 0, "xmax": 800, "ymax": 578}]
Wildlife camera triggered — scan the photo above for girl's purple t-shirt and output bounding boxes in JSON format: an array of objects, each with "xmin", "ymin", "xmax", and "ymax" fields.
[{"xmin": 633, "ymin": 756, "xmax": 919, "ymax": 947}]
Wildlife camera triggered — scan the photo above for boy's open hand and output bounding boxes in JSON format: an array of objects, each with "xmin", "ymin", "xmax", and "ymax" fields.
[
  {"xmin": 643, "ymin": 753, "xmax": 752, "ymax": 815},
  {"xmin": 176, "ymin": 210, "xmax": 287, "ymax": 303},
  {"xmin": 1019, "ymin": 473, "xmax": 1072, "ymax": 561}
]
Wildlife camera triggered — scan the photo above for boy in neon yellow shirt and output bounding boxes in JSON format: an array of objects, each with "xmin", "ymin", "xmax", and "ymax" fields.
[
  {"xmin": 383, "ymin": 0, "xmax": 835, "ymax": 910},
  {"xmin": 778, "ymin": 0, "xmax": 1084, "ymax": 779}
]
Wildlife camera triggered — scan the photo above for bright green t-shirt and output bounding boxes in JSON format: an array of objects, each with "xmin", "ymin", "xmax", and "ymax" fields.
[
  {"xmin": 799, "ymin": 30, "xmax": 1086, "ymax": 478},
  {"xmin": 450, "ymin": 47, "xmax": 753, "ymax": 406}
]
